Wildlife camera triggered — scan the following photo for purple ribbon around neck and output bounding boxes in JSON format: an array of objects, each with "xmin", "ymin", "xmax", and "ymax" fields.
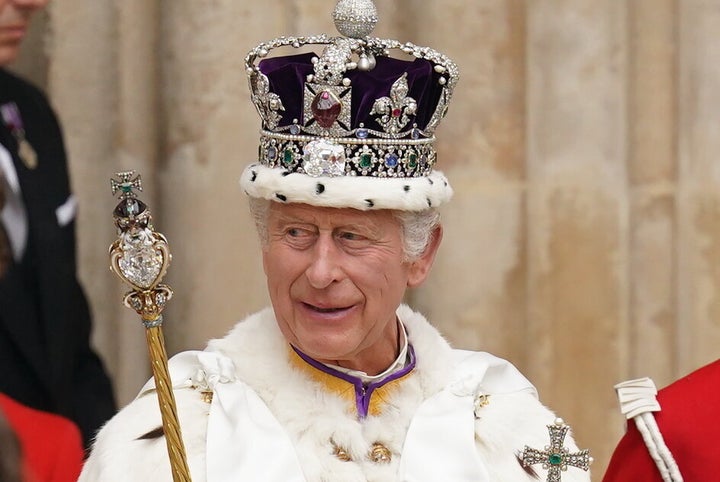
[{"xmin": 292, "ymin": 344, "xmax": 417, "ymax": 419}]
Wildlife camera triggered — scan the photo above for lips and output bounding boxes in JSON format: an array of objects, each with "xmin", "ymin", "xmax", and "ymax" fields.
[{"xmin": 303, "ymin": 302, "xmax": 353, "ymax": 313}]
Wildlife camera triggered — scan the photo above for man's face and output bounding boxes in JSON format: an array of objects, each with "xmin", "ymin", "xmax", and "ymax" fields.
[
  {"xmin": 263, "ymin": 202, "xmax": 436, "ymax": 374},
  {"xmin": 0, "ymin": 0, "xmax": 48, "ymax": 66}
]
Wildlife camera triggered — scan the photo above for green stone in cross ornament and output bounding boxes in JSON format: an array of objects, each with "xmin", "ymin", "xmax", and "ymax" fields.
[
  {"xmin": 548, "ymin": 453, "xmax": 563, "ymax": 465},
  {"xmin": 520, "ymin": 418, "xmax": 592, "ymax": 482},
  {"xmin": 110, "ymin": 170, "xmax": 143, "ymax": 200}
]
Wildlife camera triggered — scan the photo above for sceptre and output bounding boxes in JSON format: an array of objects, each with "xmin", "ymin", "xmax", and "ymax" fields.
[{"xmin": 109, "ymin": 170, "xmax": 192, "ymax": 482}]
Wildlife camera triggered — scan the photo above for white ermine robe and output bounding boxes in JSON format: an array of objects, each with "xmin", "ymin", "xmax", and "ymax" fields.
[{"xmin": 80, "ymin": 305, "xmax": 591, "ymax": 482}]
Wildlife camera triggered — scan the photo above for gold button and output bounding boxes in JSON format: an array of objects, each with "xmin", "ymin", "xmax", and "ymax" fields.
[
  {"xmin": 368, "ymin": 442, "xmax": 392, "ymax": 463},
  {"xmin": 332, "ymin": 443, "xmax": 352, "ymax": 462}
]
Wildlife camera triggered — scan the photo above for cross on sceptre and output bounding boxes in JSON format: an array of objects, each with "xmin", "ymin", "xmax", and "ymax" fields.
[
  {"xmin": 110, "ymin": 170, "xmax": 143, "ymax": 199},
  {"xmin": 521, "ymin": 418, "xmax": 592, "ymax": 482}
]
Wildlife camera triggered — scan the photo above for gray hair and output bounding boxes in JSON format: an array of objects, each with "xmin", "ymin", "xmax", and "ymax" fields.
[{"xmin": 248, "ymin": 197, "xmax": 440, "ymax": 261}]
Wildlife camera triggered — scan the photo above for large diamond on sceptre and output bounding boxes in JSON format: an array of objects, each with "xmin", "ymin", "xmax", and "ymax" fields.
[{"xmin": 109, "ymin": 170, "xmax": 192, "ymax": 482}]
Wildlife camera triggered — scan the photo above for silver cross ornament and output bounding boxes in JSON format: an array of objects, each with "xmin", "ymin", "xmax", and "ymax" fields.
[
  {"xmin": 110, "ymin": 170, "xmax": 143, "ymax": 199},
  {"xmin": 521, "ymin": 418, "xmax": 592, "ymax": 482}
]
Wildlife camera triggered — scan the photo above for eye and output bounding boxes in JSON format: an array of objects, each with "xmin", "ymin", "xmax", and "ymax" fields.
[
  {"xmin": 287, "ymin": 227, "xmax": 306, "ymax": 237},
  {"xmin": 340, "ymin": 231, "xmax": 365, "ymax": 241},
  {"xmin": 285, "ymin": 226, "xmax": 316, "ymax": 240},
  {"xmin": 280, "ymin": 225, "xmax": 317, "ymax": 248},
  {"xmin": 337, "ymin": 230, "xmax": 371, "ymax": 246}
]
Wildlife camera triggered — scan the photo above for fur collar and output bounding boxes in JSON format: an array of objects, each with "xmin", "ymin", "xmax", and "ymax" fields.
[
  {"xmin": 205, "ymin": 305, "xmax": 455, "ymax": 481},
  {"xmin": 81, "ymin": 306, "xmax": 591, "ymax": 482}
]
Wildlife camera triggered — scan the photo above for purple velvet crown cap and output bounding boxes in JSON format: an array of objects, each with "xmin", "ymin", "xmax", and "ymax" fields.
[{"xmin": 259, "ymin": 53, "xmax": 443, "ymax": 134}]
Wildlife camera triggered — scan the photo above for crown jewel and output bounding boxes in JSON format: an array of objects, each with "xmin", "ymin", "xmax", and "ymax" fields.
[
  {"xmin": 242, "ymin": 0, "xmax": 458, "ymax": 211},
  {"xmin": 333, "ymin": 0, "xmax": 378, "ymax": 38}
]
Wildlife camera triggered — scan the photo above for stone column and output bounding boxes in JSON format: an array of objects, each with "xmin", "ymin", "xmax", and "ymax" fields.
[
  {"xmin": 45, "ymin": 0, "xmax": 154, "ymax": 405},
  {"xmin": 627, "ymin": 0, "xmax": 678, "ymax": 386},
  {"xmin": 526, "ymin": 0, "xmax": 628, "ymax": 472},
  {"xmin": 677, "ymin": 0, "xmax": 720, "ymax": 375},
  {"xmin": 411, "ymin": 0, "xmax": 529, "ymax": 366},
  {"xmin": 158, "ymin": 0, "xmax": 275, "ymax": 354}
]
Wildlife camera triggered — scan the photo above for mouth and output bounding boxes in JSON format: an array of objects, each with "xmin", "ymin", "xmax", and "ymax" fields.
[{"xmin": 302, "ymin": 302, "xmax": 354, "ymax": 314}]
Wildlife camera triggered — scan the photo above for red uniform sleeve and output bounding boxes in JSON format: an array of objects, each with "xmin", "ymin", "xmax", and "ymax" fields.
[
  {"xmin": 0, "ymin": 394, "xmax": 84, "ymax": 482},
  {"xmin": 603, "ymin": 359, "xmax": 720, "ymax": 482}
]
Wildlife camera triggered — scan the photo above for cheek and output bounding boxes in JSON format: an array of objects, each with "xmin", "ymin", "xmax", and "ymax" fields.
[
  {"xmin": 357, "ymin": 261, "xmax": 410, "ymax": 298},
  {"xmin": 262, "ymin": 251, "xmax": 282, "ymax": 294},
  {"xmin": 263, "ymin": 246, "xmax": 285, "ymax": 276},
  {"xmin": 264, "ymin": 257, "xmax": 285, "ymax": 288},
  {"xmin": 264, "ymin": 248, "xmax": 305, "ymax": 289}
]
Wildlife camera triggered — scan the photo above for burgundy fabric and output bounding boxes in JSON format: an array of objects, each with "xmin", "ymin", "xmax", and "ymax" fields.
[
  {"xmin": 259, "ymin": 52, "xmax": 442, "ymax": 133},
  {"xmin": 602, "ymin": 359, "xmax": 720, "ymax": 482}
]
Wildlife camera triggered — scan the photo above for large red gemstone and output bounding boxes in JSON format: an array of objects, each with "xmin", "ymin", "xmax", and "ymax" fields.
[{"xmin": 311, "ymin": 90, "xmax": 342, "ymax": 129}]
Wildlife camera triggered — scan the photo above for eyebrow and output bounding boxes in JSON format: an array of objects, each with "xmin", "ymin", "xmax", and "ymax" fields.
[
  {"xmin": 269, "ymin": 211, "xmax": 310, "ymax": 224},
  {"xmin": 334, "ymin": 222, "xmax": 383, "ymax": 240},
  {"xmin": 271, "ymin": 214, "xmax": 381, "ymax": 235}
]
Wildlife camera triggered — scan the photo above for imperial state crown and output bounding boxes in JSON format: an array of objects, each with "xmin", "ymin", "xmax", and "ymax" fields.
[{"xmin": 240, "ymin": 0, "xmax": 459, "ymax": 211}]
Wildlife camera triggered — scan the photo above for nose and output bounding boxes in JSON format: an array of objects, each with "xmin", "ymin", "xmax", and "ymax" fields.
[{"xmin": 304, "ymin": 234, "xmax": 344, "ymax": 289}]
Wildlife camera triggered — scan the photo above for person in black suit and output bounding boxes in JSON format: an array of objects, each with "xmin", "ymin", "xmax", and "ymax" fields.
[{"xmin": 0, "ymin": 0, "xmax": 116, "ymax": 447}]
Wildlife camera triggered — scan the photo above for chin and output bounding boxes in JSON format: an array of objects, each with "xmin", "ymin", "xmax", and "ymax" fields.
[{"xmin": 296, "ymin": 336, "xmax": 356, "ymax": 363}]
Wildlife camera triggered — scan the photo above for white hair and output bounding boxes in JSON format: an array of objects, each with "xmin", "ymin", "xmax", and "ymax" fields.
[{"xmin": 247, "ymin": 197, "xmax": 439, "ymax": 261}]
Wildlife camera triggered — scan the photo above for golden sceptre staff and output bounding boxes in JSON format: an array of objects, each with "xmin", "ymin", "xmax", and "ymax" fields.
[{"xmin": 108, "ymin": 170, "xmax": 192, "ymax": 482}]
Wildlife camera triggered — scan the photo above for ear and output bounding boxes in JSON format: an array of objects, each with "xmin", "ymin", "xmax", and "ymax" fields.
[{"xmin": 407, "ymin": 224, "xmax": 443, "ymax": 288}]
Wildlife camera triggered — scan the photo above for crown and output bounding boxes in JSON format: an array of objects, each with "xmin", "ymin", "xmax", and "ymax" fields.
[{"xmin": 240, "ymin": 0, "xmax": 459, "ymax": 211}]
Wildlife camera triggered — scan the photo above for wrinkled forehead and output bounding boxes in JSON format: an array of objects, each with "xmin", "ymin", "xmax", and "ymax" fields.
[{"xmin": 267, "ymin": 201, "xmax": 400, "ymax": 230}]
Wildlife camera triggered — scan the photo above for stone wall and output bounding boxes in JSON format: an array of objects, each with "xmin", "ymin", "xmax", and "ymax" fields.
[{"xmin": 12, "ymin": 0, "xmax": 720, "ymax": 478}]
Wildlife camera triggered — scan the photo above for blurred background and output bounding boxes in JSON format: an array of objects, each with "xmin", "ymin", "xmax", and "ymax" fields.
[{"xmin": 11, "ymin": 1, "xmax": 720, "ymax": 478}]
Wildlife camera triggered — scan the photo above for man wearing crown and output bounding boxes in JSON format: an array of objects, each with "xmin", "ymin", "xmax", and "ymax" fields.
[{"xmin": 79, "ymin": 2, "xmax": 591, "ymax": 481}]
